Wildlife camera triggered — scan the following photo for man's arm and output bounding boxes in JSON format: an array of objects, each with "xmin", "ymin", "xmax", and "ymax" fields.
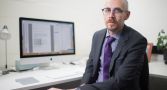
[{"xmin": 81, "ymin": 58, "xmax": 94, "ymax": 84}]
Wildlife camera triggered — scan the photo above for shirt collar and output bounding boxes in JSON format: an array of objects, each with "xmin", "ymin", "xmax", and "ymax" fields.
[{"xmin": 106, "ymin": 29, "xmax": 121, "ymax": 40}]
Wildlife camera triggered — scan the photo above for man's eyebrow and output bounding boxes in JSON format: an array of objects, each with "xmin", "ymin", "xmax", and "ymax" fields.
[
  {"xmin": 103, "ymin": 7, "xmax": 110, "ymax": 9},
  {"xmin": 114, "ymin": 7, "xmax": 123, "ymax": 10}
]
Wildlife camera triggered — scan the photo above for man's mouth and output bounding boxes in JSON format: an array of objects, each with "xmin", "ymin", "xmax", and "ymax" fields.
[
  {"xmin": 107, "ymin": 21, "xmax": 114, "ymax": 24},
  {"xmin": 107, "ymin": 19, "xmax": 115, "ymax": 23}
]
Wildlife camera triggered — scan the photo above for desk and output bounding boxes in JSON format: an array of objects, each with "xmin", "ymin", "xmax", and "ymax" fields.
[
  {"xmin": 149, "ymin": 54, "xmax": 167, "ymax": 90},
  {"xmin": 0, "ymin": 63, "xmax": 85, "ymax": 90},
  {"xmin": 149, "ymin": 54, "xmax": 167, "ymax": 76},
  {"xmin": 1, "ymin": 55, "xmax": 167, "ymax": 90}
]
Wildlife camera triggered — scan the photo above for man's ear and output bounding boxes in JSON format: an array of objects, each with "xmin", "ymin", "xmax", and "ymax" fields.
[{"xmin": 124, "ymin": 11, "xmax": 130, "ymax": 20}]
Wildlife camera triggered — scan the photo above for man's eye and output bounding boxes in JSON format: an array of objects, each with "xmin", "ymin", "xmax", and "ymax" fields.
[
  {"xmin": 113, "ymin": 8, "xmax": 123, "ymax": 13},
  {"xmin": 104, "ymin": 8, "xmax": 111, "ymax": 12}
]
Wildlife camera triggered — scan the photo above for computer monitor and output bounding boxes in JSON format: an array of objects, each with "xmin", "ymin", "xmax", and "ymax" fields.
[{"xmin": 19, "ymin": 17, "xmax": 75, "ymax": 58}]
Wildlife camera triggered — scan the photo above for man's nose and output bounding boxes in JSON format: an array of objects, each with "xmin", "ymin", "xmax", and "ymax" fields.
[{"xmin": 108, "ymin": 11, "xmax": 115, "ymax": 18}]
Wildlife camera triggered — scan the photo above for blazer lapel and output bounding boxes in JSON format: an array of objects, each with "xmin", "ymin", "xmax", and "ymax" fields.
[
  {"xmin": 109, "ymin": 26, "xmax": 129, "ymax": 73},
  {"xmin": 94, "ymin": 29, "xmax": 106, "ymax": 72}
]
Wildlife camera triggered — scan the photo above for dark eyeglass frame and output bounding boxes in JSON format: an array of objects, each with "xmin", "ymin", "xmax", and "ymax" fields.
[{"xmin": 102, "ymin": 7, "xmax": 127, "ymax": 15}]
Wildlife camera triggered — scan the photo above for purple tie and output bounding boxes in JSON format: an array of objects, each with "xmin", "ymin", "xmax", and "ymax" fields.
[{"xmin": 103, "ymin": 36, "xmax": 116, "ymax": 80}]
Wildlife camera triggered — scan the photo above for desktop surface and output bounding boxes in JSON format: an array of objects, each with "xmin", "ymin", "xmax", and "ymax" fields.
[
  {"xmin": 149, "ymin": 54, "xmax": 167, "ymax": 76},
  {"xmin": 0, "ymin": 63, "xmax": 85, "ymax": 90},
  {"xmin": 0, "ymin": 55, "xmax": 167, "ymax": 90}
]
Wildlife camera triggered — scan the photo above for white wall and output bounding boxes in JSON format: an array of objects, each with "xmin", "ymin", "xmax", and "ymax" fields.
[
  {"xmin": 127, "ymin": 0, "xmax": 167, "ymax": 43},
  {"xmin": 0, "ymin": 0, "xmax": 167, "ymax": 68}
]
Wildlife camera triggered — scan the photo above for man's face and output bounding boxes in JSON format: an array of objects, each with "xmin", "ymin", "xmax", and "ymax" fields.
[{"xmin": 103, "ymin": 0, "xmax": 130, "ymax": 33}]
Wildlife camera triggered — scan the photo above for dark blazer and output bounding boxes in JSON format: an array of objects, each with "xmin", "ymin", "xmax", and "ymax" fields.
[{"xmin": 80, "ymin": 25, "xmax": 149, "ymax": 90}]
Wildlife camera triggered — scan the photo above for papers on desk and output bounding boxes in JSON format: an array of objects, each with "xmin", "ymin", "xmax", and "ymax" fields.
[{"xmin": 15, "ymin": 77, "xmax": 39, "ymax": 85}]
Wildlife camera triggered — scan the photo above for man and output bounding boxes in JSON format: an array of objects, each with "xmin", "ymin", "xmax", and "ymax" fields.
[{"xmin": 49, "ymin": 0, "xmax": 149, "ymax": 90}]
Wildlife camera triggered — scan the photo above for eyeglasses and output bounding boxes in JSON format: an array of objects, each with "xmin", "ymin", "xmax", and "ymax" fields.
[{"xmin": 102, "ymin": 7, "xmax": 127, "ymax": 15}]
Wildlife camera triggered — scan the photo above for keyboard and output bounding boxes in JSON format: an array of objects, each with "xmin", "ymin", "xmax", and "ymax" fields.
[{"xmin": 45, "ymin": 67, "xmax": 83, "ymax": 79}]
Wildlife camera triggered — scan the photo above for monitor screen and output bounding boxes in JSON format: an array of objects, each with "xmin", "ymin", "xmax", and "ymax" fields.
[{"xmin": 19, "ymin": 17, "xmax": 75, "ymax": 58}]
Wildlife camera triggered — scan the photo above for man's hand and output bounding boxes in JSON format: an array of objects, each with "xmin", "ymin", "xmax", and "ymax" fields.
[
  {"xmin": 48, "ymin": 87, "xmax": 61, "ymax": 90},
  {"xmin": 48, "ymin": 87, "xmax": 75, "ymax": 90}
]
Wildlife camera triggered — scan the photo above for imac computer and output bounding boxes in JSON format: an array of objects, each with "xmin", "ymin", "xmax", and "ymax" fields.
[{"xmin": 17, "ymin": 17, "xmax": 75, "ymax": 71}]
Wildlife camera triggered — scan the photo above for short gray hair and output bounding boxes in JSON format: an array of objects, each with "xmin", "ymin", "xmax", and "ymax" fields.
[{"xmin": 104, "ymin": 0, "xmax": 129, "ymax": 11}]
